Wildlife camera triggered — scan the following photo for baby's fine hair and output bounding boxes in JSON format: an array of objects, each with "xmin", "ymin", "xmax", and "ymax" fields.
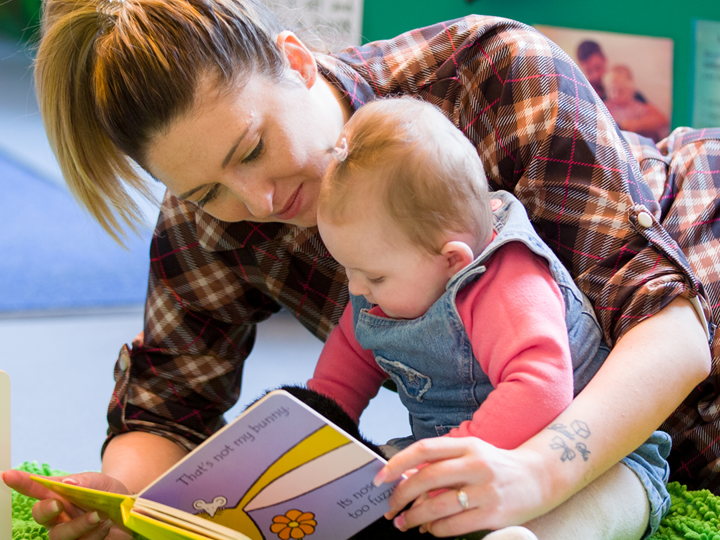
[
  {"xmin": 35, "ymin": 0, "xmax": 287, "ymax": 242},
  {"xmin": 320, "ymin": 97, "xmax": 493, "ymax": 255}
]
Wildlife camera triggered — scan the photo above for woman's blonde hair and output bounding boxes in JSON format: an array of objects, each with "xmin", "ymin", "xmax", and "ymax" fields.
[
  {"xmin": 320, "ymin": 97, "xmax": 493, "ymax": 255},
  {"xmin": 36, "ymin": 0, "xmax": 286, "ymax": 242}
]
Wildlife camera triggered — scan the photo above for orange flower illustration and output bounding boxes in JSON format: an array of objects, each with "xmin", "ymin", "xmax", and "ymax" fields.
[{"xmin": 270, "ymin": 509, "xmax": 317, "ymax": 539}]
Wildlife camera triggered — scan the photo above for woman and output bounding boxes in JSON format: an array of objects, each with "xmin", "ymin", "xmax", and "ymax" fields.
[{"xmin": 3, "ymin": 0, "xmax": 717, "ymax": 538}]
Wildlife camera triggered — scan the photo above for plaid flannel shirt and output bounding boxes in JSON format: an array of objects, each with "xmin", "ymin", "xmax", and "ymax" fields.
[{"xmin": 107, "ymin": 15, "xmax": 720, "ymax": 490}]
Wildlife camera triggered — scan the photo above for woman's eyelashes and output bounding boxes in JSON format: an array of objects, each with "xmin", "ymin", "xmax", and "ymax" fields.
[
  {"xmin": 196, "ymin": 138, "xmax": 265, "ymax": 208},
  {"xmin": 196, "ymin": 184, "xmax": 220, "ymax": 208},
  {"xmin": 367, "ymin": 276, "xmax": 385, "ymax": 285},
  {"xmin": 242, "ymin": 138, "xmax": 264, "ymax": 163}
]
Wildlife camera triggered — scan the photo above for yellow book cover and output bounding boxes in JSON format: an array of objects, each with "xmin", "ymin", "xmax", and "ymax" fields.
[{"xmin": 32, "ymin": 390, "xmax": 401, "ymax": 540}]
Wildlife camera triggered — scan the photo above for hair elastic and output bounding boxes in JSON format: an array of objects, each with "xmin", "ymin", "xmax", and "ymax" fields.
[{"xmin": 332, "ymin": 137, "xmax": 349, "ymax": 162}]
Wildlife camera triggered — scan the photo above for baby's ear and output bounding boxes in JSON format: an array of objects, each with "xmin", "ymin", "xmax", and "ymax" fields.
[{"xmin": 440, "ymin": 241, "xmax": 474, "ymax": 276}]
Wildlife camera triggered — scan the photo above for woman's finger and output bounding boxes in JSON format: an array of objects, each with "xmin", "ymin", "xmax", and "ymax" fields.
[
  {"xmin": 6, "ymin": 471, "xmax": 84, "ymax": 523},
  {"xmin": 58, "ymin": 472, "xmax": 130, "ymax": 498},
  {"xmin": 32, "ymin": 498, "xmax": 70, "ymax": 527},
  {"xmin": 2, "ymin": 469, "xmax": 62, "ymax": 501},
  {"xmin": 385, "ymin": 450, "xmax": 492, "ymax": 518},
  {"xmin": 375, "ymin": 438, "xmax": 472, "ymax": 486},
  {"xmin": 46, "ymin": 514, "xmax": 109, "ymax": 540},
  {"xmin": 395, "ymin": 485, "xmax": 494, "ymax": 532},
  {"xmin": 423, "ymin": 506, "xmax": 491, "ymax": 538}
]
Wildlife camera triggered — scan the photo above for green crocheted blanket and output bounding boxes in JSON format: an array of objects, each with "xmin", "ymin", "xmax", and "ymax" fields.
[{"xmin": 9, "ymin": 462, "xmax": 720, "ymax": 540}]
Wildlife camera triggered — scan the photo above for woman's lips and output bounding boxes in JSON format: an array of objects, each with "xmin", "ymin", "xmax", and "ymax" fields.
[{"xmin": 275, "ymin": 185, "xmax": 302, "ymax": 221}]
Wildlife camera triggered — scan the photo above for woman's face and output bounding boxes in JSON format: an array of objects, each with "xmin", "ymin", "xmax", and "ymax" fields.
[{"xmin": 146, "ymin": 71, "xmax": 344, "ymax": 227}]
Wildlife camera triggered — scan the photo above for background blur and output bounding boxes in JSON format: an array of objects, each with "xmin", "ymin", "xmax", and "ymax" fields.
[{"xmin": 0, "ymin": 0, "xmax": 718, "ymax": 473}]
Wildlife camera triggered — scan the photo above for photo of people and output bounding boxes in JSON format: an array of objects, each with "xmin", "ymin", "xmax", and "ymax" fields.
[{"xmin": 536, "ymin": 26, "xmax": 673, "ymax": 142}]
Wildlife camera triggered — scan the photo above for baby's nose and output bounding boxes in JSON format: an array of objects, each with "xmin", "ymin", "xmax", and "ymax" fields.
[{"xmin": 347, "ymin": 278, "xmax": 368, "ymax": 297}]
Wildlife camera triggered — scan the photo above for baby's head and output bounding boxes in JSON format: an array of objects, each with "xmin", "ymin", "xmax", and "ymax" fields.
[{"xmin": 317, "ymin": 97, "xmax": 493, "ymax": 319}]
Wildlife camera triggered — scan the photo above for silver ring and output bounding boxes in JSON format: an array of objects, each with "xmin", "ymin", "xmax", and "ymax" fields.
[{"xmin": 457, "ymin": 489, "xmax": 469, "ymax": 511}]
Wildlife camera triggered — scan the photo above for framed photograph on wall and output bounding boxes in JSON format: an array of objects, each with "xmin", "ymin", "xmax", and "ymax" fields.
[
  {"xmin": 536, "ymin": 25, "xmax": 673, "ymax": 143},
  {"xmin": 692, "ymin": 19, "xmax": 720, "ymax": 129}
]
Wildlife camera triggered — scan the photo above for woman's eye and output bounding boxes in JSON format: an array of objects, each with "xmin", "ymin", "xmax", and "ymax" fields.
[
  {"xmin": 242, "ymin": 138, "xmax": 264, "ymax": 164},
  {"xmin": 367, "ymin": 276, "xmax": 384, "ymax": 285},
  {"xmin": 196, "ymin": 185, "xmax": 220, "ymax": 208}
]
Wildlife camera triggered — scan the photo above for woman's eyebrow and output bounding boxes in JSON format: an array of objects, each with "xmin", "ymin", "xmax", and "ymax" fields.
[
  {"xmin": 179, "ymin": 126, "xmax": 252, "ymax": 199},
  {"xmin": 221, "ymin": 127, "xmax": 251, "ymax": 169}
]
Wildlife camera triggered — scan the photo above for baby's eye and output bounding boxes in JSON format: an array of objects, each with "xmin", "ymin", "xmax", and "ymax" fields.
[{"xmin": 367, "ymin": 276, "xmax": 384, "ymax": 285}]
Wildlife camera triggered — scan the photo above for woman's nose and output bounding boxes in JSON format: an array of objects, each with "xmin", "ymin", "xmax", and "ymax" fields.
[{"xmin": 235, "ymin": 176, "xmax": 275, "ymax": 218}]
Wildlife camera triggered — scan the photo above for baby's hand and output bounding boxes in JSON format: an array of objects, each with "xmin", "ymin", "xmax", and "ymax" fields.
[{"xmin": 2, "ymin": 469, "xmax": 132, "ymax": 540}]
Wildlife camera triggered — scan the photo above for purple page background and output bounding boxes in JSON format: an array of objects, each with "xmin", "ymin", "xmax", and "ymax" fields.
[{"xmin": 140, "ymin": 394, "xmax": 327, "ymax": 511}]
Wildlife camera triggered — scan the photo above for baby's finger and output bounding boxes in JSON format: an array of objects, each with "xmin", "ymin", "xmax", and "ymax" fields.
[{"xmin": 46, "ymin": 513, "xmax": 106, "ymax": 540}]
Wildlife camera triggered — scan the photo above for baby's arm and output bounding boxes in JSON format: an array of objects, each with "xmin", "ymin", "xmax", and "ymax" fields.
[
  {"xmin": 309, "ymin": 303, "xmax": 388, "ymax": 423},
  {"xmin": 450, "ymin": 242, "xmax": 573, "ymax": 449}
]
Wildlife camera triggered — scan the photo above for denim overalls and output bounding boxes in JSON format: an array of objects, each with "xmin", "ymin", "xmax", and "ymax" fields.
[{"xmin": 351, "ymin": 190, "xmax": 671, "ymax": 536}]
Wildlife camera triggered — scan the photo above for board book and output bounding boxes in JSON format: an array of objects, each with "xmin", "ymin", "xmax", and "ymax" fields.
[{"xmin": 31, "ymin": 390, "xmax": 400, "ymax": 540}]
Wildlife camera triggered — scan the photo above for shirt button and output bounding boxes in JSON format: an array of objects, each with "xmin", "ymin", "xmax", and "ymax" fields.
[
  {"xmin": 637, "ymin": 211, "xmax": 653, "ymax": 228},
  {"xmin": 118, "ymin": 350, "xmax": 129, "ymax": 371}
]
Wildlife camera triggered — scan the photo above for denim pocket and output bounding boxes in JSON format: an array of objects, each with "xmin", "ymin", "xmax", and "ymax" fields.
[{"xmin": 375, "ymin": 356, "xmax": 432, "ymax": 402}]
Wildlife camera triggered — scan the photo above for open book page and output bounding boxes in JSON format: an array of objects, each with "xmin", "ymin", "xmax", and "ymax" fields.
[{"xmin": 138, "ymin": 391, "xmax": 400, "ymax": 540}]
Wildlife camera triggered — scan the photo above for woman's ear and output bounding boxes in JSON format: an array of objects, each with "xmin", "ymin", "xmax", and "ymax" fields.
[
  {"xmin": 276, "ymin": 31, "xmax": 317, "ymax": 89},
  {"xmin": 440, "ymin": 241, "xmax": 474, "ymax": 277}
]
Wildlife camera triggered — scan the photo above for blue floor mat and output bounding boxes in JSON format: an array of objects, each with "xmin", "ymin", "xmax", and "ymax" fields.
[{"xmin": 0, "ymin": 152, "xmax": 154, "ymax": 312}]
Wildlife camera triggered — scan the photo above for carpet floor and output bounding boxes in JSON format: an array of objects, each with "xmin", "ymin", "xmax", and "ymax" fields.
[{"xmin": 0, "ymin": 152, "xmax": 153, "ymax": 313}]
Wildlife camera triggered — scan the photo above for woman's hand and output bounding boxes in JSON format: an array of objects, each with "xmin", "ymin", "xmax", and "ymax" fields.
[
  {"xmin": 2, "ymin": 469, "xmax": 132, "ymax": 540},
  {"xmin": 374, "ymin": 437, "xmax": 549, "ymax": 537}
]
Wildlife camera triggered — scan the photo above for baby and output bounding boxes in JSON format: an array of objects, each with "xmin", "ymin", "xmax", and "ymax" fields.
[{"xmin": 308, "ymin": 97, "xmax": 670, "ymax": 540}]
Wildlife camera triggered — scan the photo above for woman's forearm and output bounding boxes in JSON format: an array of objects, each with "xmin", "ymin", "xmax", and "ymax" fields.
[
  {"xmin": 521, "ymin": 296, "xmax": 711, "ymax": 511},
  {"xmin": 101, "ymin": 431, "xmax": 188, "ymax": 495}
]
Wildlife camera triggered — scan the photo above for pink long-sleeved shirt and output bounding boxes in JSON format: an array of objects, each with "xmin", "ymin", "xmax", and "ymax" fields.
[{"xmin": 309, "ymin": 241, "xmax": 574, "ymax": 450}]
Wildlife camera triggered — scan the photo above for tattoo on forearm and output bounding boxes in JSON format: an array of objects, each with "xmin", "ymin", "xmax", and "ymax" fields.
[
  {"xmin": 548, "ymin": 423, "xmax": 576, "ymax": 439},
  {"xmin": 576, "ymin": 443, "xmax": 591, "ymax": 461},
  {"xmin": 550, "ymin": 436, "xmax": 576, "ymax": 461},
  {"xmin": 547, "ymin": 420, "xmax": 591, "ymax": 462},
  {"xmin": 571, "ymin": 420, "xmax": 590, "ymax": 439}
]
